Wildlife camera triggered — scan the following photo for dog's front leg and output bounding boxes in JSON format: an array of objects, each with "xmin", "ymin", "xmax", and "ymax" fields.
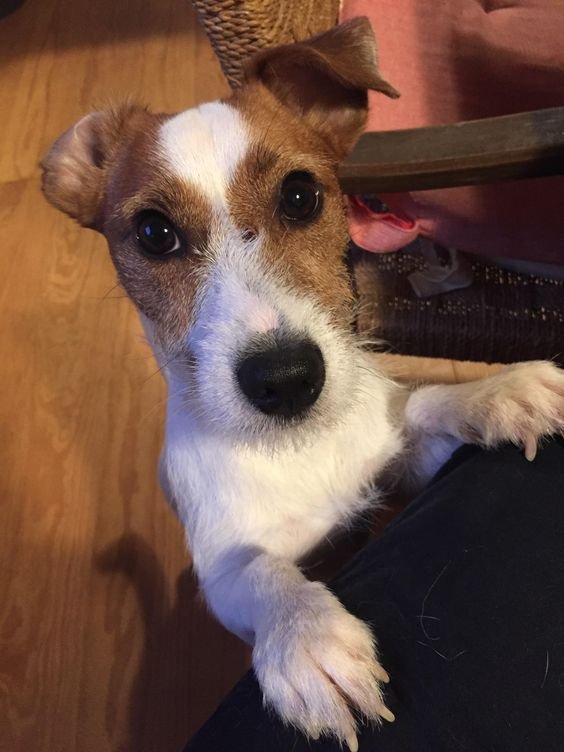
[
  {"xmin": 404, "ymin": 361, "xmax": 564, "ymax": 487},
  {"xmin": 199, "ymin": 547, "xmax": 393, "ymax": 749}
]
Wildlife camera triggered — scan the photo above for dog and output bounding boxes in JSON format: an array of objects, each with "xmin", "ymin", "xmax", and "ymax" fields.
[{"xmin": 41, "ymin": 17, "xmax": 564, "ymax": 750}]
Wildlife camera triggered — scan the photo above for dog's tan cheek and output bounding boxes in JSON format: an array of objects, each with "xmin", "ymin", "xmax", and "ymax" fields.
[
  {"xmin": 263, "ymin": 193, "xmax": 354, "ymax": 324},
  {"xmin": 229, "ymin": 173, "xmax": 353, "ymax": 323},
  {"xmin": 106, "ymin": 237, "xmax": 201, "ymax": 352}
]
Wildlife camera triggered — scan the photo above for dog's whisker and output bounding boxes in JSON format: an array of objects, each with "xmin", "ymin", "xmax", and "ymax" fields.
[
  {"xmin": 142, "ymin": 356, "xmax": 177, "ymax": 385},
  {"xmin": 100, "ymin": 282, "xmax": 123, "ymax": 300}
]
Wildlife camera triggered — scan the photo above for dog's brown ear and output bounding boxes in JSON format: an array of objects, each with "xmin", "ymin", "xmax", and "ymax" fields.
[
  {"xmin": 41, "ymin": 103, "xmax": 147, "ymax": 229},
  {"xmin": 244, "ymin": 17, "xmax": 399, "ymax": 158}
]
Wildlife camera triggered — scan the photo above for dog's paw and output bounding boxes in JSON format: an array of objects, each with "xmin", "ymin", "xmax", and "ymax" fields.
[
  {"xmin": 253, "ymin": 581, "xmax": 393, "ymax": 750},
  {"xmin": 461, "ymin": 361, "xmax": 564, "ymax": 459}
]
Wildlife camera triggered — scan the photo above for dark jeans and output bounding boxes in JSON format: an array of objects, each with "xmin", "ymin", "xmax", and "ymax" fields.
[{"xmin": 185, "ymin": 439, "xmax": 564, "ymax": 752}]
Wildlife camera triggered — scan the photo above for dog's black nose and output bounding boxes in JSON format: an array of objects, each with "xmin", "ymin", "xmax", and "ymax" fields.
[{"xmin": 236, "ymin": 341, "xmax": 325, "ymax": 418}]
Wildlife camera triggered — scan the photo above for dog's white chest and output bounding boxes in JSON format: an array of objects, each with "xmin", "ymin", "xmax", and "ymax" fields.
[{"xmin": 162, "ymin": 375, "xmax": 403, "ymax": 572}]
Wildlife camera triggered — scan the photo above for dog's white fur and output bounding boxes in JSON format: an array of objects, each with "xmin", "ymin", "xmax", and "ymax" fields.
[{"xmin": 160, "ymin": 102, "xmax": 250, "ymax": 208}]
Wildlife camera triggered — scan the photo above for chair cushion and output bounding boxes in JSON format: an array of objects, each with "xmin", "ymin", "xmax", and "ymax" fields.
[{"xmin": 342, "ymin": 0, "xmax": 564, "ymax": 265}]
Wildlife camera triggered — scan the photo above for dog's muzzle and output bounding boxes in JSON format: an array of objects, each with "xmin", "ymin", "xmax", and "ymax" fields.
[{"xmin": 236, "ymin": 339, "xmax": 325, "ymax": 418}]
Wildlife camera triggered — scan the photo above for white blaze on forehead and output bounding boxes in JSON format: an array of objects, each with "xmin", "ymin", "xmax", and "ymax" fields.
[{"xmin": 158, "ymin": 102, "xmax": 250, "ymax": 206}]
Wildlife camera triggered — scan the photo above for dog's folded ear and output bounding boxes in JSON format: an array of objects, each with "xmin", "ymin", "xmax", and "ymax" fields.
[
  {"xmin": 244, "ymin": 17, "xmax": 399, "ymax": 159},
  {"xmin": 41, "ymin": 102, "xmax": 147, "ymax": 230}
]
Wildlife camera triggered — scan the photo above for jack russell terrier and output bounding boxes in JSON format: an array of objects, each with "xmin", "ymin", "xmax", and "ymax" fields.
[{"xmin": 41, "ymin": 17, "xmax": 564, "ymax": 750}]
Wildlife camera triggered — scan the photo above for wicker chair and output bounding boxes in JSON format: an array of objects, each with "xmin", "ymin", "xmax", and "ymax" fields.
[{"xmin": 192, "ymin": 0, "xmax": 564, "ymax": 364}]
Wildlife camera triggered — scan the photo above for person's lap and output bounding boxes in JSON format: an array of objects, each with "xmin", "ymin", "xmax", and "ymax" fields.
[{"xmin": 185, "ymin": 438, "xmax": 564, "ymax": 752}]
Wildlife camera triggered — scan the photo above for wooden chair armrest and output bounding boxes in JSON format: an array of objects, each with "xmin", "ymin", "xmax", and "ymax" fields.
[{"xmin": 338, "ymin": 107, "xmax": 564, "ymax": 193}]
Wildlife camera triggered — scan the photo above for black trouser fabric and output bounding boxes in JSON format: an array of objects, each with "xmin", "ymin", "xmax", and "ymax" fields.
[{"xmin": 184, "ymin": 439, "xmax": 564, "ymax": 752}]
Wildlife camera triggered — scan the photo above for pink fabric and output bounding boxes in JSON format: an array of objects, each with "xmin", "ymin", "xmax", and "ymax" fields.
[{"xmin": 341, "ymin": 0, "xmax": 564, "ymax": 265}]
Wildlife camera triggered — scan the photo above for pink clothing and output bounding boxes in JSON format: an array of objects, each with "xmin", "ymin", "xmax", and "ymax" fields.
[{"xmin": 341, "ymin": 0, "xmax": 564, "ymax": 264}]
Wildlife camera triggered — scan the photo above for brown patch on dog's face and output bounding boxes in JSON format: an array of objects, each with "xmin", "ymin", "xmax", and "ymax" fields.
[
  {"xmin": 227, "ymin": 82, "xmax": 354, "ymax": 326},
  {"xmin": 100, "ymin": 121, "xmax": 217, "ymax": 354}
]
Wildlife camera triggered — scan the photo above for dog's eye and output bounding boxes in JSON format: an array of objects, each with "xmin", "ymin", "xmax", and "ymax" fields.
[
  {"xmin": 279, "ymin": 172, "xmax": 322, "ymax": 224},
  {"xmin": 136, "ymin": 211, "xmax": 183, "ymax": 258}
]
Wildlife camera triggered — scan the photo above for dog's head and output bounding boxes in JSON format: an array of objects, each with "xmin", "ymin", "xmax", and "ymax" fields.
[{"xmin": 41, "ymin": 17, "xmax": 397, "ymax": 444}]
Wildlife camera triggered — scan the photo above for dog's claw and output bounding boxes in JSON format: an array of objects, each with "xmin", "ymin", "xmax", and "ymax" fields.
[
  {"xmin": 346, "ymin": 732, "xmax": 359, "ymax": 752},
  {"xmin": 524, "ymin": 435, "xmax": 537, "ymax": 462},
  {"xmin": 380, "ymin": 669, "xmax": 390, "ymax": 684},
  {"xmin": 379, "ymin": 705, "xmax": 396, "ymax": 723}
]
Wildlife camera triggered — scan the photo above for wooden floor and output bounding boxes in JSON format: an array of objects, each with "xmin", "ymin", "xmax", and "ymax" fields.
[{"xmin": 0, "ymin": 3, "xmax": 496, "ymax": 751}]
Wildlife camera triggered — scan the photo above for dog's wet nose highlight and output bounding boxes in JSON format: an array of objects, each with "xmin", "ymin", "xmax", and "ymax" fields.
[{"xmin": 236, "ymin": 340, "xmax": 325, "ymax": 418}]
